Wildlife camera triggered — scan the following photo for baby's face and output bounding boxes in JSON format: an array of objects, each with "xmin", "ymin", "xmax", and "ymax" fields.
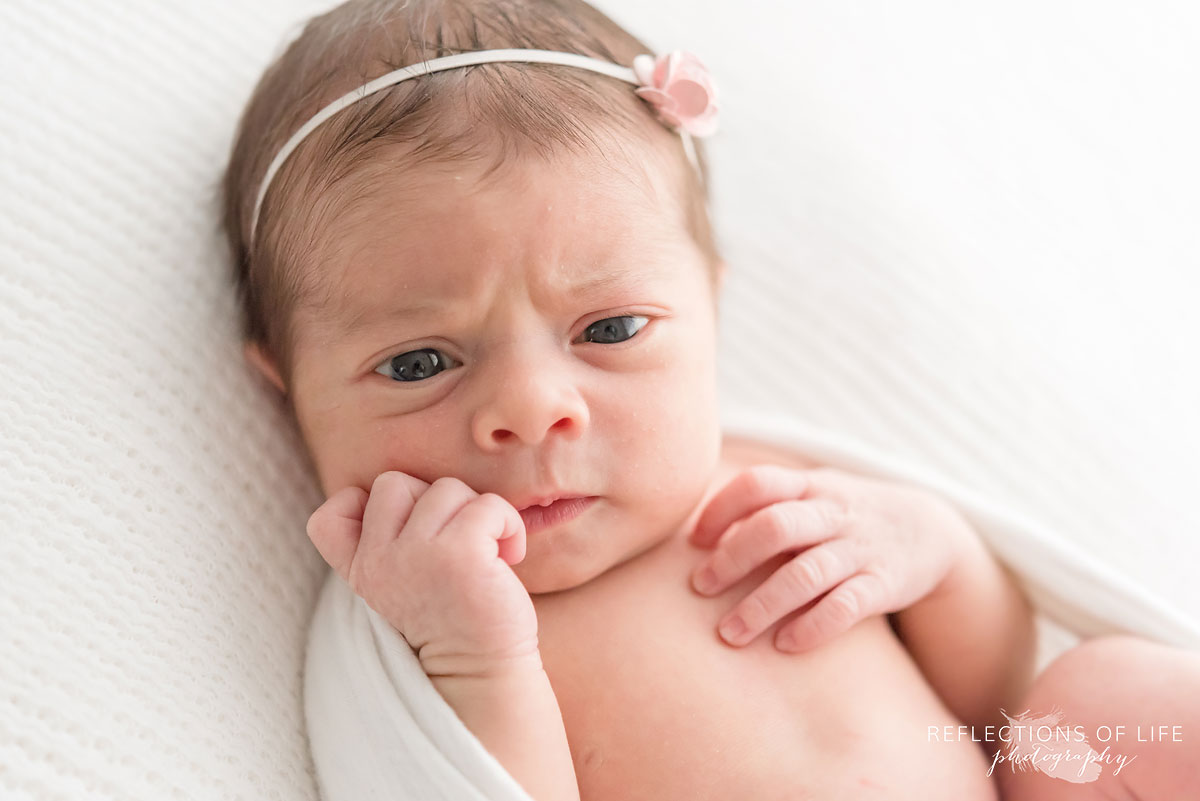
[{"xmin": 254, "ymin": 147, "xmax": 724, "ymax": 593}]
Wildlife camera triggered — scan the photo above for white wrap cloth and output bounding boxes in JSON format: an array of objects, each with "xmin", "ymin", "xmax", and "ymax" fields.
[{"xmin": 304, "ymin": 407, "xmax": 1200, "ymax": 801}]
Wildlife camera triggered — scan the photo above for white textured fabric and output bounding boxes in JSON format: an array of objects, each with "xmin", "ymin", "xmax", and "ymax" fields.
[
  {"xmin": 2, "ymin": 1, "xmax": 1198, "ymax": 800},
  {"xmin": 305, "ymin": 572, "xmax": 535, "ymax": 801},
  {"xmin": 303, "ymin": 406, "xmax": 1200, "ymax": 801}
]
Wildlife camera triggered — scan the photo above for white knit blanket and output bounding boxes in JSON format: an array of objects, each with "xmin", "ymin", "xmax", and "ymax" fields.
[
  {"xmin": 304, "ymin": 405, "xmax": 1200, "ymax": 801},
  {"xmin": 3, "ymin": 1, "xmax": 1198, "ymax": 800}
]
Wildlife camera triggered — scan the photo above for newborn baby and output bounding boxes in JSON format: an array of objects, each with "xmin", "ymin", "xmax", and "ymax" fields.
[{"xmin": 221, "ymin": 1, "xmax": 1200, "ymax": 798}]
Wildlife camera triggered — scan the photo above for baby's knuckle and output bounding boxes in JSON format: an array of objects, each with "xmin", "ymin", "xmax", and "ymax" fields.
[
  {"xmin": 760, "ymin": 503, "xmax": 794, "ymax": 539},
  {"xmin": 738, "ymin": 589, "xmax": 776, "ymax": 627},
  {"xmin": 742, "ymin": 464, "xmax": 786, "ymax": 496},
  {"xmin": 859, "ymin": 572, "xmax": 887, "ymax": 602},
  {"xmin": 789, "ymin": 555, "xmax": 825, "ymax": 593},
  {"xmin": 476, "ymin": 492, "xmax": 512, "ymax": 513},
  {"xmin": 371, "ymin": 470, "xmax": 400, "ymax": 489},
  {"xmin": 815, "ymin": 546, "xmax": 847, "ymax": 579},
  {"xmin": 814, "ymin": 501, "xmax": 846, "ymax": 532},
  {"xmin": 370, "ymin": 470, "xmax": 409, "ymax": 497},
  {"xmin": 730, "ymin": 520, "xmax": 781, "ymax": 564},
  {"xmin": 762, "ymin": 512, "xmax": 799, "ymax": 552},
  {"xmin": 429, "ymin": 475, "xmax": 467, "ymax": 492},
  {"xmin": 829, "ymin": 586, "xmax": 861, "ymax": 623}
]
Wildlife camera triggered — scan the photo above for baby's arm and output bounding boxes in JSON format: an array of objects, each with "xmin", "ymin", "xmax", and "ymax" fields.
[
  {"xmin": 430, "ymin": 655, "xmax": 580, "ymax": 801},
  {"xmin": 888, "ymin": 498, "xmax": 1037, "ymax": 738},
  {"xmin": 307, "ymin": 475, "xmax": 580, "ymax": 801}
]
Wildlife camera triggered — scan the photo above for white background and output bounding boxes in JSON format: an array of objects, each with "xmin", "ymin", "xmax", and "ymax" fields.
[
  {"xmin": 595, "ymin": 0, "xmax": 1200, "ymax": 616},
  {"xmin": 1, "ymin": 2, "xmax": 1197, "ymax": 798}
]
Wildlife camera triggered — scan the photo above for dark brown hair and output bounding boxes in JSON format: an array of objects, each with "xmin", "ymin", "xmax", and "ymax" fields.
[{"xmin": 220, "ymin": 0, "xmax": 719, "ymax": 391}]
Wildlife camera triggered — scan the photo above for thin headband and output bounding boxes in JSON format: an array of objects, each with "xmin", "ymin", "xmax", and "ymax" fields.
[{"xmin": 248, "ymin": 47, "xmax": 719, "ymax": 245}]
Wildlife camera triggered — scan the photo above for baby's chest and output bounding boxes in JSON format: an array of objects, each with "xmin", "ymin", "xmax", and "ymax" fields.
[
  {"xmin": 531, "ymin": 439, "xmax": 997, "ymax": 799},
  {"xmin": 534, "ymin": 543, "xmax": 906, "ymax": 801}
]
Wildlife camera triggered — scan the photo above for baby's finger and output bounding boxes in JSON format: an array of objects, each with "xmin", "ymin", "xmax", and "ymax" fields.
[
  {"xmin": 443, "ymin": 493, "xmax": 527, "ymax": 566},
  {"xmin": 715, "ymin": 540, "xmax": 859, "ymax": 646},
  {"xmin": 359, "ymin": 471, "xmax": 430, "ymax": 558},
  {"xmin": 690, "ymin": 465, "xmax": 812, "ymax": 549},
  {"xmin": 306, "ymin": 485, "xmax": 369, "ymax": 584},
  {"xmin": 401, "ymin": 476, "xmax": 479, "ymax": 542},
  {"xmin": 692, "ymin": 498, "xmax": 847, "ymax": 596},
  {"xmin": 775, "ymin": 573, "xmax": 887, "ymax": 653}
]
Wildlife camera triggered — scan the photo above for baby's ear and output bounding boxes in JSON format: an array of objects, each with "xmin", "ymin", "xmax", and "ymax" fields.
[{"xmin": 244, "ymin": 341, "xmax": 287, "ymax": 396}]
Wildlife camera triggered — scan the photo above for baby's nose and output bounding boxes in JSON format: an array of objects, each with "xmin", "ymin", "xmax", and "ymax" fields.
[
  {"xmin": 470, "ymin": 368, "xmax": 589, "ymax": 450},
  {"xmin": 487, "ymin": 413, "xmax": 581, "ymax": 447}
]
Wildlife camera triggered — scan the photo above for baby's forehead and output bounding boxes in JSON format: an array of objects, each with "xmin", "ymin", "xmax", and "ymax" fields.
[
  {"xmin": 290, "ymin": 149, "xmax": 697, "ymax": 330},
  {"xmin": 351, "ymin": 138, "xmax": 681, "ymax": 218},
  {"xmin": 312, "ymin": 146, "xmax": 685, "ymax": 266}
]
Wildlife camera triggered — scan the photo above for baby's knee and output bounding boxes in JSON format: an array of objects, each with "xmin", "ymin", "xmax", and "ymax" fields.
[
  {"xmin": 1000, "ymin": 636, "xmax": 1200, "ymax": 800},
  {"xmin": 1035, "ymin": 635, "xmax": 1200, "ymax": 711},
  {"xmin": 1012, "ymin": 634, "xmax": 1200, "ymax": 756},
  {"xmin": 1022, "ymin": 635, "xmax": 1143, "ymax": 709},
  {"xmin": 1048, "ymin": 634, "xmax": 1155, "ymax": 673}
]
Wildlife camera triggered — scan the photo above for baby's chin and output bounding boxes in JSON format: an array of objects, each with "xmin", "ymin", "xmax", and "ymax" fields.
[
  {"xmin": 515, "ymin": 501, "xmax": 693, "ymax": 595},
  {"xmin": 516, "ymin": 539, "xmax": 670, "ymax": 596}
]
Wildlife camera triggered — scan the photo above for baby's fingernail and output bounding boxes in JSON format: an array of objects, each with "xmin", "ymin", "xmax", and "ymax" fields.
[
  {"xmin": 693, "ymin": 567, "xmax": 719, "ymax": 594},
  {"xmin": 719, "ymin": 615, "xmax": 746, "ymax": 643}
]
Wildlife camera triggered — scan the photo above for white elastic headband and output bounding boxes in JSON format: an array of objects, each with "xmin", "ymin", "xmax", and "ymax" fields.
[{"xmin": 248, "ymin": 47, "xmax": 716, "ymax": 246}]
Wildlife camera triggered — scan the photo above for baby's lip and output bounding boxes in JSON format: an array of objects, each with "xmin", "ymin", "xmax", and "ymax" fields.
[
  {"xmin": 517, "ymin": 496, "xmax": 598, "ymax": 535},
  {"xmin": 512, "ymin": 492, "xmax": 588, "ymax": 511}
]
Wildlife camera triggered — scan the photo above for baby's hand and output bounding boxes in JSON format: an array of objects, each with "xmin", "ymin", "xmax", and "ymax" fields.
[
  {"xmin": 306, "ymin": 472, "xmax": 539, "ymax": 678},
  {"xmin": 688, "ymin": 465, "xmax": 970, "ymax": 653}
]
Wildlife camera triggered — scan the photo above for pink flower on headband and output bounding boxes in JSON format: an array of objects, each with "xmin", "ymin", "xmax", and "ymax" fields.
[{"xmin": 632, "ymin": 51, "xmax": 719, "ymax": 137}]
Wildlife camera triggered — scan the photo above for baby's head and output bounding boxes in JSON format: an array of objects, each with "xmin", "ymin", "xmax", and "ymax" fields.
[{"xmin": 222, "ymin": 0, "xmax": 727, "ymax": 593}]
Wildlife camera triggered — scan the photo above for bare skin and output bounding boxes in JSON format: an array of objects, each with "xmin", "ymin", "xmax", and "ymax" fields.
[
  {"xmin": 997, "ymin": 635, "xmax": 1200, "ymax": 800},
  {"xmin": 531, "ymin": 433, "xmax": 1200, "ymax": 800},
  {"xmin": 532, "ymin": 433, "xmax": 999, "ymax": 801}
]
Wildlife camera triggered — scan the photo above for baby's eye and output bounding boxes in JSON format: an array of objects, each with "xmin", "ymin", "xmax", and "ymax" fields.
[
  {"xmin": 578, "ymin": 315, "xmax": 649, "ymax": 344},
  {"xmin": 374, "ymin": 348, "xmax": 457, "ymax": 383}
]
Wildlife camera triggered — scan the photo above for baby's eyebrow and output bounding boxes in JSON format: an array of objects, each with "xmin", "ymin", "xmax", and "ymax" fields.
[
  {"xmin": 334, "ymin": 266, "xmax": 664, "ymax": 338},
  {"xmin": 337, "ymin": 299, "xmax": 440, "ymax": 337},
  {"xmin": 564, "ymin": 267, "xmax": 651, "ymax": 294}
]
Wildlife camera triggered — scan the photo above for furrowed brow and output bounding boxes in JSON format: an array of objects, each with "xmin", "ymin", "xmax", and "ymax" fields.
[
  {"xmin": 566, "ymin": 268, "xmax": 651, "ymax": 294},
  {"xmin": 337, "ymin": 300, "xmax": 441, "ymax": 337},
  {"xmin": 336, "ymin": 266, "xmax": 660, "ymax": 337}
]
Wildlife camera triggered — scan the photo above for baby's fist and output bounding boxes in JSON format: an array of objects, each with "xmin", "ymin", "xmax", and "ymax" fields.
[{"xmin": 307, "ymin": 472, "xmax": 538, "ymax": 677}]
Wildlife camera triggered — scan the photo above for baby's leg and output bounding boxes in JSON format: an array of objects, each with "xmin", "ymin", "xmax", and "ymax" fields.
[{"xmin": 995, "ymin": 635, "xmax": 1200, "ymax": 800}]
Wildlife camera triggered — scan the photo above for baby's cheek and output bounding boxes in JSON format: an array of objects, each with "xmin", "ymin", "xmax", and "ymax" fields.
[{"xmin": 308, "ymin": 412, "xmax": 427, "ymax": 495}]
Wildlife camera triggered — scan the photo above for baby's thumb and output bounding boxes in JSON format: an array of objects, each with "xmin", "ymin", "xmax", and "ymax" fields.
[
  {"xmin": 306, "ymin": 486, "xmax": 370, "ymax": 583},
  {"xmin": 495, "ymin": 501, "xmax": 527, "ymax": 566}
]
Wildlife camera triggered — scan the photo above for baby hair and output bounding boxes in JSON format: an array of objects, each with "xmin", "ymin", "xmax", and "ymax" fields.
[{"xmin": 220, "ymin": 0, "xmax": 720, "ymax": 393}]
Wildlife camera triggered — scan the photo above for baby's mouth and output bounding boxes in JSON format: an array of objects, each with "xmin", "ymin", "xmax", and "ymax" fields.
[{"xmin": 518, "ymin": 496, "xmax": 597, "ymax": 534}]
